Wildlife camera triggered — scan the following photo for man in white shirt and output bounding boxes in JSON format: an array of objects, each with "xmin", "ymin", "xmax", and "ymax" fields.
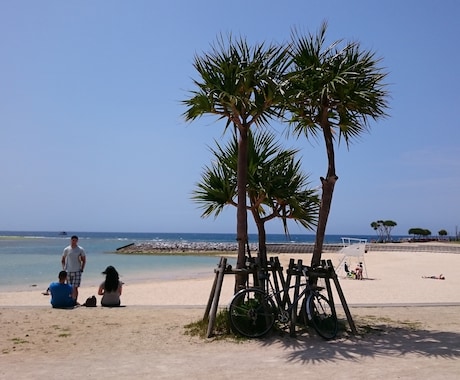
[{"xmin": 61, "ymin": 235, "xmax": 86, "ymax": 302}]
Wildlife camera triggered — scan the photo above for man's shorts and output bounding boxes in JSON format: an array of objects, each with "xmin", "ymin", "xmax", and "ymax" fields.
[{"xmin": 68, "ymin": 271, "xmax": 82, "ymax": 287}]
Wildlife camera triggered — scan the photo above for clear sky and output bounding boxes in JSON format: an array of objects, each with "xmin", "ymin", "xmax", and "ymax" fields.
[{"xmin": 1, "ymin": 0, "xmax": 459, "ymax": 237}]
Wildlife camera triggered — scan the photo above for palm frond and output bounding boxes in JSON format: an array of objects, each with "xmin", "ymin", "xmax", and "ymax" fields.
[{"xmin": 285, "ymin": 23, "xmax": 389, "ymax": 147}]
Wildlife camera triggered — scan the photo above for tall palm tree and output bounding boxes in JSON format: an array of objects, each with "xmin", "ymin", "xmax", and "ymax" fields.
[
  {"xmin": 183, "ymin": 35, "xmax": 289, "ymax": 289},
  {"xmin": 285, "ymin": 22, "xmax": 390, "ymax": 266},
  {"xmin": 193, "ymin": 130, "xmax": 319, "ymax": 277}
]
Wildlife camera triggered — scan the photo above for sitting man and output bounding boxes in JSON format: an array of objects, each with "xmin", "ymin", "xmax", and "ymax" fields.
[{"xmin": 49, "ymin": 271, "xmax": 77, "ymax": 308}]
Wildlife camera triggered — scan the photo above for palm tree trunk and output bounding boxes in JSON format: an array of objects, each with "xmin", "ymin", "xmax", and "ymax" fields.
[
  {"xmin": 311, "ymin": 109, "xmax": 338, "ymax": 267},
  {"xmin": 312, "ymin": 175, "xmax": 337, "ymax": 266},
  {"xmin": 255, "ymin": 217, "xmax": 268, "ymax": 292},
  {"xmin": 235, "ymin": 127, "xmax": 249, "ymax": 292},
  {"xmin": 256, "ymin": 221, "xmax": 268, "ymax": 271},
  {"xmin": 247, "ymin": 207, "xmax": 269, "ymax": 290}
]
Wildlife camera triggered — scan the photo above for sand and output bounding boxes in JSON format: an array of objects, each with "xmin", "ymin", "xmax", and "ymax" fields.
[{"xmin": 1, "ymin": 248, "xmax": 460, "ymax": 379}]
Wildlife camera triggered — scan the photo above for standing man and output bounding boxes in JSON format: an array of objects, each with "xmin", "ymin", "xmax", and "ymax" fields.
[{"xmin": 61, "ymin": 235, "xmax": 86, "ymax": 302}]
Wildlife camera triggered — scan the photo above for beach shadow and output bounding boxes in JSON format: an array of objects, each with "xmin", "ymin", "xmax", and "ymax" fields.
[{"xmin": 256, "ymin": 319, "xmax": 460, "ymax": 364}]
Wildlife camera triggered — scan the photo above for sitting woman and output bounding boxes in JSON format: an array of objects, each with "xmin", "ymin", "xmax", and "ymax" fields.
[{"xmin": 98, "ymin": 265, "xmax": 123, "ymax": 307}]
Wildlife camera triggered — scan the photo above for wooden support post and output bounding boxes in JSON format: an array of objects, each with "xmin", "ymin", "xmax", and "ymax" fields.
[
  {"xmin": 283, "ymin": 259, "xmax": 295, "ymax": 308},
  {"xmin": 326, "ymin": 259, "xmax": 357, "ymax": 335},
  {"xmin": 206, "ymin": 257, "xmax": 227, "ymax": 338},
  {"xmin": 273, "ymin": 257, "xmax": 286, "ymax": 291},
  {"xmin": 289, "ymin": 260, "xmax": 302, "ymax": 337},
  {"xmin": 252, "ymin": 256, "xmax": 260, "ymax": 288},
  {"xmin": 320, "ymin": 260, "xmax": 337, "ymax": 316},
  {"xmin": 270, "ymin": 260, "xmax": 283, "ymax": 307},
  {"xmin": 203, "ymin": 257, "xmax": 224, "ymax": 321}
]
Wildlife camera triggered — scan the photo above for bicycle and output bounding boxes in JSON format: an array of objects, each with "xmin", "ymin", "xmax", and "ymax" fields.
[{"xmin": 228, "ymin": 264, "xmax": 338, "ymax": 340}]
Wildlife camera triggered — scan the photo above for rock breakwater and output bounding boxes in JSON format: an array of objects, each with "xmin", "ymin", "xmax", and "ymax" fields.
[
  {"xmin": 115, "ymin": 241, "xmax": 460, "ymax": 255},
  {"xmin": 116, "ymin": 241, "xmax": 258, "ymax": 254}
]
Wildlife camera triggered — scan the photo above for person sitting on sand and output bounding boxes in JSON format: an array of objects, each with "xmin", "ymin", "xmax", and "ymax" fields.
[
  {"xmin": 49, "ymin": 271, "xmax": 77, "ymax": 308},
  {"xmin": 98, "ymin": 265, "xmax": 123, "ymax": 307},
  {"xmin": 422, "ymin": 274, "xmax": 445, "ymax": 280},
  {"xmin": 344, "ymin": 262, "xmax": 356, "ymax": 279}
]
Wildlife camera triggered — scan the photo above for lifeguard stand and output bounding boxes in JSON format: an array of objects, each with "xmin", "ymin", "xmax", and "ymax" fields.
[{"xmin": 336, "ymin": 237, "xmax": 368, "ymax": 279}]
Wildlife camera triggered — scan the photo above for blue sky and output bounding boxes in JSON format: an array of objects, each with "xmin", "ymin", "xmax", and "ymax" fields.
[{"xmin": 1, "ymin": 0, "xmax": 459, "ymax": 237}]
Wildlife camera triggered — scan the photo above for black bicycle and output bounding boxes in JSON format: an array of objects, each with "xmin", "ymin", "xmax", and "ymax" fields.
[{"xmin": 228, "ymin": 265, "xmax": 338, "ymax": 340}]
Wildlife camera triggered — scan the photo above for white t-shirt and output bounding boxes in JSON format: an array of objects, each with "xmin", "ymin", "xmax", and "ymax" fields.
[{"xmin": 62, "ymin": 245, "xmax": 86, "ymax": 272}]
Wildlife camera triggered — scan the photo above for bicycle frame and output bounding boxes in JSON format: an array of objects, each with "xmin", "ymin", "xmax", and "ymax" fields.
[
  {"xmin": 229, "ymin": 263, "xmax": 338, "ymax": 339},
  {"xmin": 262, "ymin": 267, "xmax": 318, "ymax": 323}
]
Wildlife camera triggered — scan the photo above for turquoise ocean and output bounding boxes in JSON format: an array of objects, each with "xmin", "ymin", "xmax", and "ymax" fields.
[{"xmin": 0, "ymin": 231, "xmax": 379, "ymax": 292}]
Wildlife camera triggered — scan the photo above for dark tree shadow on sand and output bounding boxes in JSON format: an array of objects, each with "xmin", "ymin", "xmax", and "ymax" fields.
[{"xmin": 255, "ymin": 316, "xmax": 460, "ymax": 364}]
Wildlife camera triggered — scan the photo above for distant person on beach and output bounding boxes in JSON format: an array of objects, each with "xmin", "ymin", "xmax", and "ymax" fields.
[
  {"xmin": 61, "ymin": 235, "xmax": 86, "ymax": 302},
  {"xmin": 98, "ymin": 265, "xmax": 123, "ymax": 307},
  {"xmin": 344, "ymin": 262, "xmax": 355, "ymax": 278},
  {"xmin": 49, "ymin": 271, "xmax": 77, "ymax": 308},
  {"xmin": 355, "ymin": 262, "xmax": 363, "ymax": 280},
  {"xmin": 343, "ymin": 262, "xmax": 356, "ymax": 279},
  {"xmin": 422, "ymin": 274, "xmax": 445, "ymax": 280}
]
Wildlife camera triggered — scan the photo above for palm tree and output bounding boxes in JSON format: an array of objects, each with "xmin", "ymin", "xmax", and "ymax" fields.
[
  {"xmin": 192, "ymin": 130, "xmax": 319, "ymax": 276},
  {"xmin": 285, "ymin": 22, "xmax": 390, "ymax": 266},
  {"xmin": 183, "ymin": 35, "xmax": 289, "ymax": 289}
]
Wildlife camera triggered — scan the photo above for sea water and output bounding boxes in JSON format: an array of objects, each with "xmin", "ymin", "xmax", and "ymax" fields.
[{"xmin": 0, "ymin": 231, "xmax": 375, "ymax": 292}]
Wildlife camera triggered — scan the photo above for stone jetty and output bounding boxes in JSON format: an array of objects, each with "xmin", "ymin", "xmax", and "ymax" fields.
[
  {"xmin": 115, "ymin": 241, "xmax": 460, "ymax": 255},
  {"xmin": 115, "ymin": 241, "xmax": 257, "ymax": 254}
]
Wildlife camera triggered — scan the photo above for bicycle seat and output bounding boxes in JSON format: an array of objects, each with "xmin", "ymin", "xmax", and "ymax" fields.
[
  {"xmin": 309, "ymin": 266, "xmax": 330, "ymax": 275},
  {"xmin": 310, "ymin": 284, "xmax": 324, "ymax": 291}
]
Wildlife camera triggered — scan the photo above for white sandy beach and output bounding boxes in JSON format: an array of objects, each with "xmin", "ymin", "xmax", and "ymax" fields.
[{"xmin": 1, "ymin": 247, "xmax": 460, "ymax": 379}]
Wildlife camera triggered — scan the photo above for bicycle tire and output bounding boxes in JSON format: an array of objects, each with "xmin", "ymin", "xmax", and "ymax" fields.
[
  {"xmin": 228, "ymin": 288, "xmax": 276, "ymax": 338},
  {"xmin": 306, "ymin": 292, "xmax": 338, "ymax": 340}
]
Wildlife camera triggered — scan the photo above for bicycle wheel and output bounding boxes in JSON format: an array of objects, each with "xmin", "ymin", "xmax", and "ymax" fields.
[
  {"xmin": 229, "ymin": 288, "xmax": 276, "ymax": 338},
  {"xmin": 306, "ymin": 293, "xmax": 338, "ymax": 340}
]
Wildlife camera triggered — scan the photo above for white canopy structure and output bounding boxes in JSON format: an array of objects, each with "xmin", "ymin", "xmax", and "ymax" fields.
[{"xmin": 336, "ymin": 237, "xmax": 369, "ymax": 279}]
